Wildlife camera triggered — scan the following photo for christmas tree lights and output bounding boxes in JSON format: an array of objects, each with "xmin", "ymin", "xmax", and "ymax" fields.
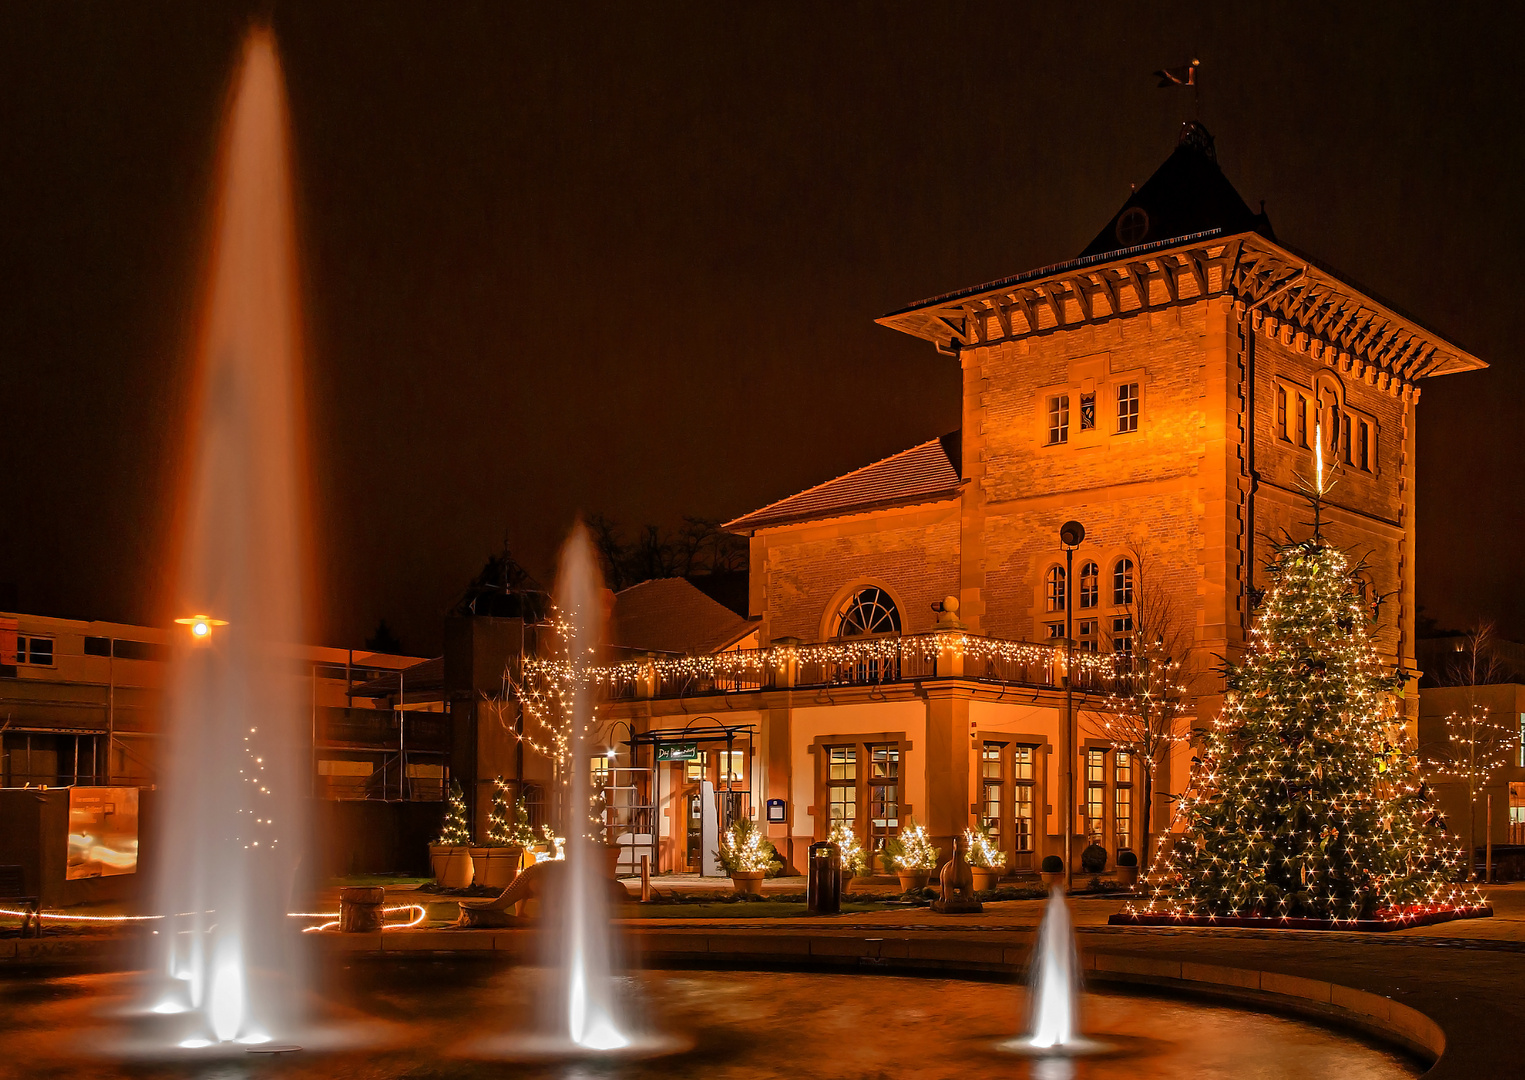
[
  {"xmin": 964, "ymin": 824, "xmax": 1007, "ymax": 870},
  {"xmin": 1124, "ymin": 533, "xmax": 1484, "ymax": 925},
  {"xmin": 715, "ymin": 817, "xmax": 782, "ymax": 875},
  {"xmin": 887, "ymin": 817, "xmax": 939, "ymax": 871},
  {"xmin": 828, "ymin": 817, "xmax": 868, "ymax": 877},
  {"xmin": 436, "ymin": 780, "xmax": 472, "ymax": 846}
]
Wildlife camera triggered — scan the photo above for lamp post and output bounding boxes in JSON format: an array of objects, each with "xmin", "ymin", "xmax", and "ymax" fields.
[{"xmin": 1059, "ymin": 520, "xmax": 1085, "ymax": 892}]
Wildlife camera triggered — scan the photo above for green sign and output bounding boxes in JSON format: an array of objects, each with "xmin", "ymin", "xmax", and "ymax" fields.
[{"xmin": 656, "ymin": 742, "xmax": 699, "ymax": 762}]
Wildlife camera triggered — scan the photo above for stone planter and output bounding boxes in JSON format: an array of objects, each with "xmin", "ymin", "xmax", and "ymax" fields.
[
  {"xmin": 971, "ymin": 866, "xmax": 1003, "ymax": 893},
  {"xmin": 1040, "ymin": 869, "xmax": 1065, "ymax": 891},
  {"xmin": 602, "ymin": 843, "xmax": 623, "ymax": 879},
  {"xmin": 730, "ymin": 870, "xmax": 765, "ymax": 896},
  {"xmin": 476, "ymin": 846, "xmax": 523, "ymax": 889},
  {"xmin": 896, "ymin": 870, "xmax": 931, "ymax": 892},
  {"xmin": 429, "ymin": 843, "xmax": 474, "ymax": 889},
  {"xmin": 1117, "ymin": 864, "xmax": 1139, "ymax": 888}
]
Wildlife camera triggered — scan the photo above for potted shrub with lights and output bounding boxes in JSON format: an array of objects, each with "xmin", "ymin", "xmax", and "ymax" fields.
[
  {"xmin": 963, "ymin": 824, "xmax": 1007, "ymax": 892},
  {"xmin": 1040, "ymin": 854, "xmax": 1065, "ymax": 891},
  {"xmin": 886, "ymin": 817, "xmax": 939, "ymax": 893},
  {"xmin": 1116, "ymin": 849, "xmax": 1139, "ymax": 888},
  {"xmin": 472, "ymin": 778, "xmax": 526, "ymax": 889},
  {"xmin": 716, "ymin": 817, "xmax": 781, "ymax": 896},
  {"xmin": 828, "ymin": 818, "xmax": 869, "ymax": 879},
  {"xmin": 429, "ymin": 780, "xmax": 475, "ymax": 888}
]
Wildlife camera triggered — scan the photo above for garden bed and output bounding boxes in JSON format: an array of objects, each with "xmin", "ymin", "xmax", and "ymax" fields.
[{"xmin": 1108, "ymin": 904, "xmax": 1493, "ymax": 932}]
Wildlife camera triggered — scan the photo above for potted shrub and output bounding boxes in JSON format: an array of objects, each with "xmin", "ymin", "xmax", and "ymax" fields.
[
  {"xmin": 827, "ymin": 818, "xmax": 869, "ymax": 879},
  {"xmin": 1040, "ymin": 854, "xmax": 1065, "ymax": 891},
  {"xmin": 429, "ymin": 780, "xmax": 474, "ymax": 888},
  {"xmin": 715, "ymin": 817, "xmax": 781, "ymax": 895},
  {"xmin": 963, "ymin": 824, "xmax": 1007, "ymax": 892},
  {"xmin": 886, "ymin": 817, "xmax": 939, "ymax": 892},
  {"xmin": 473, "ymin": 778, "xmax": 526, "ymax": 889},
  {"xmin": 1080, "ymin": 842, "xmax": 1108, "ymax": 875},
  {"xmin": 1116, "ymin": 849, "xmax": 1139, "ymax": 887}
]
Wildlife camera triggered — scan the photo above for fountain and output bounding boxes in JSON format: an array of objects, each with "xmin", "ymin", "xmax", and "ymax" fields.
[
  {"xmin": 145, "ymin": 26, "xmax": 311, "ymax": 1050},
  {"xmin": 1004, "ymin": 886, "xmax": 1104, "ymax": 1059},
  {"xmin": 550, "ymin": 523, "xmax": 629, "ymax": 1052}
]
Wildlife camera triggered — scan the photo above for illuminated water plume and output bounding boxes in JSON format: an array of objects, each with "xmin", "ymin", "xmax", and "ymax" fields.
[{"xmin": 148, "ymin": 26, "xmax": 309, "ymax": 1047}]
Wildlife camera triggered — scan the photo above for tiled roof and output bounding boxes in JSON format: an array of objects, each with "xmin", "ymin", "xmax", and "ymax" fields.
[
  {"xmin": 725, "ymin": 431, "xmax": 962, "ymax": 534},
  {"xmin": 609, "ymin": 578, "xmax": 758, "ymax": 656}
]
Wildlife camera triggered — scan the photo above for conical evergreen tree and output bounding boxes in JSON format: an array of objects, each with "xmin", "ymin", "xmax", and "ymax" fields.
[
  {"xmin": 1134, "ymin": 535, "xmax": 1477, "ymax": 922},
  {"xmin": 436, "ymin": 779, "xmax": 472, "ymax": 846}
]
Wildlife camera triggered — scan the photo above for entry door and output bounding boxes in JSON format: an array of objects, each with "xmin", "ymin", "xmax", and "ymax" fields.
[{"xmin": 686, "ymin": 788, "xmax": 704, "ymax": 870}]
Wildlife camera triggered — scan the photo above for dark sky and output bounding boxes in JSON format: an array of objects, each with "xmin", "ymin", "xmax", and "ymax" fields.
[{"xmin": 2, "ymin": 3, "xmax": 1521, "ymax": 654}]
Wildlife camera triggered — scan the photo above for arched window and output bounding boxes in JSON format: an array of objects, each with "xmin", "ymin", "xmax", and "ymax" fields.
[
  {"xmin": 834, "ymin": 587, "xmax": 901, "ymax": 637},
  {"xmin": 1079, "ymin": 561, "xmax": 1099, "ymax": 609},
  {"xmin": 1112, "ymin": 558, "xmax": 1134, "ymax": 606},
  {"xmin": 1044, "ymin": 566, "xmax": 1066, "ymax": 612}
]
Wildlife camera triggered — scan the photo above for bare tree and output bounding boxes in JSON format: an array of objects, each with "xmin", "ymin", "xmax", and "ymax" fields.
[
  {"xmin": 1084, "ymin": 547, "xmax": 1192, "ymax": 872},
  {"xmin": 1428, "ymin": 622, "xmax": 1513, "ymax": 879}
]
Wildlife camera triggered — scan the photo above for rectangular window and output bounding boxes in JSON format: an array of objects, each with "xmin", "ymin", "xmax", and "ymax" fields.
[
  {"xmin": 1115, "ymin": 749, "xmax": 1132, "ymax": 785},
  {"xmin": 1047, "ymin": 394, "xmax": 1070, "ymax": 444},
  {"xmin": 1079, "ymin": 392, "xmax": 1096, "ymax": 430},
  {"xmin": 1116, "ymin": 382, "xmax": 1139, "ymax": 433},
  {"xmin": 827, "ymin": 746, "xmax": 857, "ymax": 828},
  {"xmin": 1077, "ymin": 619, "xmax": 1098, "ymax": 652},
  {"xmin": 1342, "ymin": 414, "xmax": 1353, "ymax": 465},
  {"xmin": 1296, "ymin": 394, "xmax": 1309, "ymax": 447},
  {"xmin": 1358, "ymin": 420, "xmax": 1370, "ymax": 471},
  {"xmin": 20, "ymin": 636, "xmax": 54, "ymax": 666},
  {"xmin": 868, "ymin": 744, "xmax": 900, "ymax": 848},
  {"xmin": 685, "ymin": 750, "xmax": 708, "ymax": 782},
  {"xmin": 1519, "ymin": 714, "xmax": 1525, "ymax": 768},
  {"xmin": 719, "ymin": 750, "xmax": 745, "ymax": 784},
  {"xmin": 1112, "ymin": 615, "xmax": 1134, "ymax": 656},
  {"xmin": 590, "ymin": 754, "xmax": 612, "ymax": 782},
  {"xmin": 1084, "ymin": 748, "xmax": 1106, "ymax": 841},
  {"xmin": 980, "ymin": 742, "xmax": 1004, "ymax": 848},
  {"xmin": 1114, "ymin": 750, "xmax": 1133, "ymax": 851},
  {"xmin": 1013, "ymin": 746, "xmax": 1035, "ymax": 853},
  {"xmin": 1046, "ymin": 622, "xmax": 1065, "ymax": 640},
  {"xmin": 1276, "ymin": 386, "xmax": 1288, "ymax": 440}
]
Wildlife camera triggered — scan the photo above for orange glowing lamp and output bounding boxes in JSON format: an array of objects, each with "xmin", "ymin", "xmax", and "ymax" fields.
[{"xmin": 174, "ymin": 615, "xmax": 228, "ymax": 640}]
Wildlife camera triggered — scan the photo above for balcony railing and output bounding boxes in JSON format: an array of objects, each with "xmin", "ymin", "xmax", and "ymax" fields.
[{"xmin": 602, "ymin": 631, "xmax": 1114, "ymax": 702}]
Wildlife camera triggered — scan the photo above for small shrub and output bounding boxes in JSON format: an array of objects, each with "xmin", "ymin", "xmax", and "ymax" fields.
[
  {"xmin": 1041, "ymin": 854, "xmax": 1064, "ymax": 874},
  {"xmin": 964, "ymin": 824, "xmax": 1007, "ymax": 870},
  {"xmin": 1116, "ymin": 849, "xmax": 1138, "ymax": 868},
  {"xmin": 715, "ymin": 818, "xmax": 783, "ymax": 876}
]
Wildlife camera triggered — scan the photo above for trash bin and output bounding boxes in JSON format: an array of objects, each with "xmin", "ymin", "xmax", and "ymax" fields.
[{"xmin": 807, "ymin": 841, "xmax": 841, "ymax": 915}]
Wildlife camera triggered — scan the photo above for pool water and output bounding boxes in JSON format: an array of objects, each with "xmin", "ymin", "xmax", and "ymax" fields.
[{"xmin": 0, "ymin": 965, "xmax": 1422, "ymax": 1079}]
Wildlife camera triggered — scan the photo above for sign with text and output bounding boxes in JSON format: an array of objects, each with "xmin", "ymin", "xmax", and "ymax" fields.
[
  {"xmin": 655, "ymin": 742, "xmax": 699, "ymax": 763},
  {"xmin": 67, "ymin": 786, "xmax": 140, "ymax": 879}
]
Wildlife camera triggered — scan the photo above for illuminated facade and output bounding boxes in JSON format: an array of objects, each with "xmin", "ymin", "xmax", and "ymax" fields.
[{"xmin": 601, "ymin": 124, "xmax": 1486, "ymax": 877}]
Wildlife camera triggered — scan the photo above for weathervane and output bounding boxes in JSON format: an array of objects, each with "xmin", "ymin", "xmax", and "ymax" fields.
[{"xmin": 1154, "ymin": 58, "xmax": 1201, "ymax": 119}]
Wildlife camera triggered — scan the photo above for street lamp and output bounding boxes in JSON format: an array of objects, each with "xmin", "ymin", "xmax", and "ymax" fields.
[
  {"xmin": 1058, "ymin": 520, "xmax": 1085, "ymax": 892},
  {"xmin": 174, "ymin": 615, "xmax": 228, "ymax": 641}
]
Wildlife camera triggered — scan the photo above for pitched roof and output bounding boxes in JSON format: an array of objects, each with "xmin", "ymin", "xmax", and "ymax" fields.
[
  {"xmin": 1079, "ymin": 122, "xmax": 1273, "ymax": 258},
  {"xmin": 609, "ymin": 577, "xmax": 758, "ymax": 656},
  {"xmin": 725, "ymin": 431, "xmax": 962, "ymax": 534}
]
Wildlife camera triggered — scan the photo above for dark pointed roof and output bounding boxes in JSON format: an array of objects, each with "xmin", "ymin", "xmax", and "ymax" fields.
[{"xmin": 1080, "ymin": 122, "xmax": 1272, "ymax": 258}]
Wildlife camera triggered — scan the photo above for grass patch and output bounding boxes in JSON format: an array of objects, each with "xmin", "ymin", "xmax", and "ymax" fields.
[
  {"xmin": 328, "ymin": 875, "xmax": 433, "ymax": 888},
  {"xmin": 622, "ymin": 900, "xmax": 891, "ymax": 919}
]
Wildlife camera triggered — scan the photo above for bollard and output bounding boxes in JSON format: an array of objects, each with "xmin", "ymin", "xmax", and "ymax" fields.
[
  {"xmin": 640, "ymin": 854, "xmax": 652, "ymax": 902},
  {"xmin": 806, "ymin": 841, "xmax": 841, "ymax": 916},
  {"xmin": 338, "ymin": 886, "xmax": 386, "ymax": 932}
]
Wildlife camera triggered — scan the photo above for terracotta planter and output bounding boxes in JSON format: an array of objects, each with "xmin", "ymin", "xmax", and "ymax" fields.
[
  {"xmin": 896, "ymin": 870, "xmax": 931, "ymax": 892},
  {"xmin": 429, "ymin": 843, "xmax": 474, "ymax": 889},
  {"xmin": 1117, "ymin": 864, "xmax": 1139, "ymax": 888},
  {"xmin": 971, "ymin": 866, "xmax": 1003, "ymax": 893},
  {"xmin": 476, "ymin": 846, "xmax": 523, "ymax": 889},
  {"xmin": 1040, "ymin": 869, "xmax": 1065, "ymax": 891},
  {"xmin": 730, "ymin": 870, "xmax": 765, "ymax": 896}
]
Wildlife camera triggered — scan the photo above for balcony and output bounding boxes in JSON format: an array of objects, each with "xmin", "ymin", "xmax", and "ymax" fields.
[{"xmin": 603, "ymin": 631, "xmax": 1113, "ymax": 702}]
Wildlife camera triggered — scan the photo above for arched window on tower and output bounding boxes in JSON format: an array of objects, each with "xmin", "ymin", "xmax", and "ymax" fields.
[
  {"xmin": 834, "ymin": 587, "xmax": 902, "ymax": 637},
  {"xmin": 1079, "ymin": 561, "xmax": 1099, "ymax": 609},
  {"xmin": 1112, "ymin": 558, "xmax": 1134, "ymax": 606},
  {"xmin": 1045, "ymin": 566, "xmax": 1067, "ymax": 613}
]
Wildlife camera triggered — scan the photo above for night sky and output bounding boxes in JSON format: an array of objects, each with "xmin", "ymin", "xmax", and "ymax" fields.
[{"xmin": 2, "ymin": 3, "xmax": 1521, "ymax": 654}]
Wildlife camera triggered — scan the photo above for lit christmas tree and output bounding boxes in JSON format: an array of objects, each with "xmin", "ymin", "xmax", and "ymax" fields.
[
  {"xmin": 436, "ymin": 779, "xmax": 472, "ymax": 846},
  {"xmin": 1129, "ymin": 529, "xmax": 1480, "ymax": 923}
]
